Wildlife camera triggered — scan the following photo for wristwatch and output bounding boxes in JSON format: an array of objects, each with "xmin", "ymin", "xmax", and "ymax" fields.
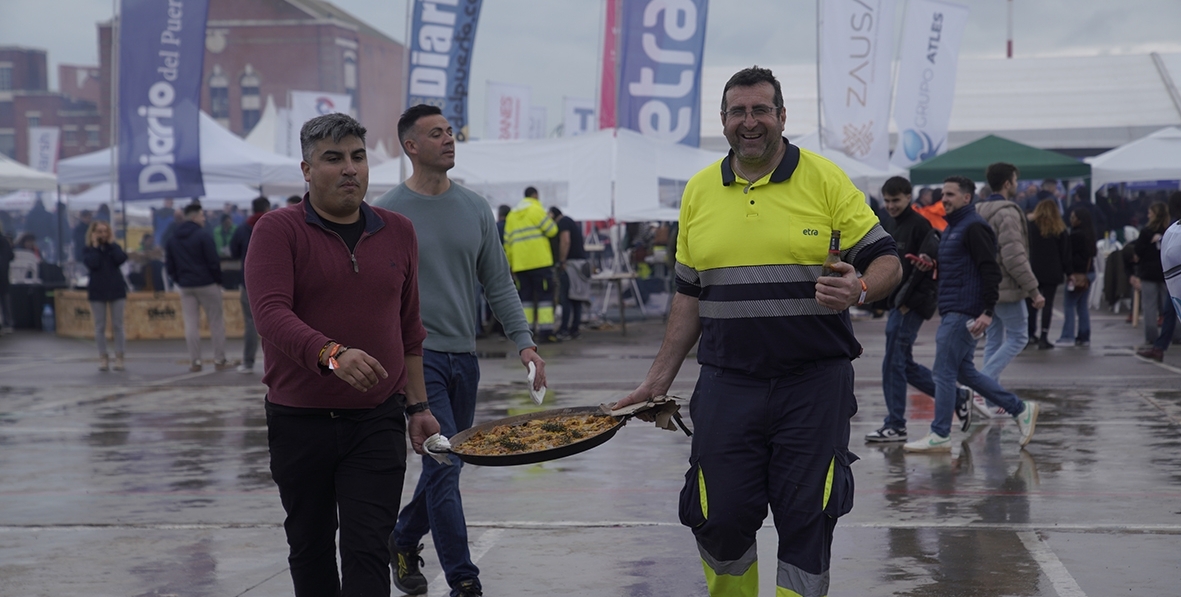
[{"xmin": 405, "ymin": 401, "xmax": 431, "ymax": 415}]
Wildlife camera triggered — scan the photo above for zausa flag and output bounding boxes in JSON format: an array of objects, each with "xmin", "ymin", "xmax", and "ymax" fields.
[
  {"xmin": 890, "ymin": 0, "xmax": 969, "ymax": 169},
  {"xmin": 406, "ymin": 0, "xmax": 484, "ymax": 142},
  {"xmin": 819, "ymin": 0, "xmax": 896, "ymax": 170},
  {"xmin": 616, "ymin": 0, "xmax": 709, "ymax": 147},
  {"xmin": 118, "ymin": 0, "xmax": 209, "ymax": 200}
]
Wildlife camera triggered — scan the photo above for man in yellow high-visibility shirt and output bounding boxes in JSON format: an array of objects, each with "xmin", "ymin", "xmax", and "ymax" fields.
[{"xmin": 503, "ymin": 186, "xmax": 560, "ymax": 343}]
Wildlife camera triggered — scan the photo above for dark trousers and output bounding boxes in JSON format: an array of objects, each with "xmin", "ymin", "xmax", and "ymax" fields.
[
  {"xmin": 556, "ymin": 266, "xmax": 582, "ymax": 334},
  {"xmin": 267, "ymin": 394, "xmax": 408, "ymax": 597},
  {"xmin": 1027, "ymin": 284, "xmax": 1059, "ymax": 338}
]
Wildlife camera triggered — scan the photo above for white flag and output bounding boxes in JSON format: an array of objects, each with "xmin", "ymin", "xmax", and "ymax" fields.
[
  {"xmin": 890, "ymin": 0, "xmax": 970, "ymax": 168},
  {"xmin": 529, "ymin": 106, "xmax": 548, "ymax": 139},
  {"xmin": 819, "ymin": 0, "xmax": 897, "ymax": 170},
  {"xmin": 563, "ymin": 97, "xmax": 596, "ymax": 137},
  {"xmin": 485, "ymin": 82, "xmax": 531, "ymax": 140},
  {"xmin": 287, "ymin": 91, "xmax": 353, "ymax": 157},
  {"xmin": 26, "ymin": 127, "xmax": 61, "ymax": 173}
]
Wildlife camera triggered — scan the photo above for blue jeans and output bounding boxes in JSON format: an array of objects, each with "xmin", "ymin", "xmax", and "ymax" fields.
[
  {"xmin": 393, "ymin": 350, "xmax": 481, "ymax": 592},
  {"xmin": 932, "ymin": 313, "xmax": 1024, "ymax": 437},
  {"xmin": 1154, "ymin": 284, "xmax": 1177, "ymax": 351},
  {"xmin": 1058, "ymin": 273, "xmax": 1095, "ymax": 342},
  {"xmin": 881, "ymin": 308, "xmax": 934, "ymax": 430},
  {"xmin": 981, "ymin": 300, "xmax": 1027, "ymax": 381}
]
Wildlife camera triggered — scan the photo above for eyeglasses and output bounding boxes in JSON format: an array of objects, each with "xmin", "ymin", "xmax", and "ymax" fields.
[{"xmin": 724, "ymin": 106, "xmax": 779, "ymax": 121}]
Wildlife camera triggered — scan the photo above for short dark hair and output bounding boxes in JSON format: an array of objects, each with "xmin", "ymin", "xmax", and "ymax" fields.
[
  {"xmin": 497, "ymin": 204, "xmax": 511, "ymax": 219},
  {"xmin": 300, "ymin": 113, "xmax": 367, "ymax": 162},
  {"xmin": 549, "ymin": 206, "xmax": 563, "ymax": 218},
  {"xmin": 252, "ymin": 196, "xmax": 270, "ymax": 214},
  {"xmin": 398, "ymin": 104, "xmax": 444, "ymax": 145},
  {"xmin": 286, "ymin": 195, "xmax": 302, "ymax": 205},
  {"xmin": 183, "ymin": 203, "xmax": 203, "ymax": 217},
  {"xmin": 944, "ymin": 175, "xmax": 975, "ymax": 198},
  {"xmin": 524, "ymin": 186, "xmax": 539, "ymax": 198},
  {"xmin": 986, "ymin": 162, "xmax": 1019, "ymax": 191},
  {"xmin": 881, "ymin": 176, "xmax": 913, "ymax": 198},
  {"xmin": 721, "ymin": 66, "xmax": 784, "ymax": 112}
]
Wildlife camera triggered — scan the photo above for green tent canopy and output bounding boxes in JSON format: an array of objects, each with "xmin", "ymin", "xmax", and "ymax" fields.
[{"xmin": 908, "ymin": 135, "xmax": 1091, "ymax": 185}]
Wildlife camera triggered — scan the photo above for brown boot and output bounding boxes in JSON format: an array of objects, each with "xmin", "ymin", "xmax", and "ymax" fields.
[
  {"xmin": 113, "ymin": 353, "xmax": 125, "ymax": 371},
  {"xmin": 98, "ymin": 354, "xmax": 109, "ymax": 372}
]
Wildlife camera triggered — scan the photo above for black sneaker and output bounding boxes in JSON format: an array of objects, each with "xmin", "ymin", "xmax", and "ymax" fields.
[
  {"xmin": 390, "ymin": 539, "xmax": 427, "ymax": 595},
  {"xmin": 453, "ymin": 579, "xmax": 483, "ymax": 597},
  {"xmin": 864, "ymin": 426, "xmax": 906, "ymax": 443},
  {"xmin": 955, "ymin": 387, "xmax": 973, "ymax": 432}
]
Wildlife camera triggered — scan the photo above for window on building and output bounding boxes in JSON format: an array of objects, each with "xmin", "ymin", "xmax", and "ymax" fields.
[
  {"xmin": 86, "ymin": 128, "xmax": 100, "ymax": 146},
  {"xmin": 240, "ymin": 64, "xmax": 261, "ymax": 133},
  {"xmin": 343, "ymin": 51, "xmax": 358, "ymax": 116},
  {"xmin": 0, "ymin": 131, "xmax": 16, "ymax": 158},
  {"xmin": 0, "ymin": 66, "xmax": 12, "ymax": 91},
  {"xmin": 209, "ymin": 65, "xmax": 230, "ymax": 126},
  {"xmin": 27, "ymin": 116, "xmax": 40, "ymax": 128},
  {"xmin": 63, "ymin": 128, "xmax": 77, "ymax": 146}
]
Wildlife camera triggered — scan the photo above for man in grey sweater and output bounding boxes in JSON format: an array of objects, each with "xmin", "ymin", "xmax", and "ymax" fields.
[{"xmin": 374, "ymin": 104, "xmax": 546, "ymax": 597}]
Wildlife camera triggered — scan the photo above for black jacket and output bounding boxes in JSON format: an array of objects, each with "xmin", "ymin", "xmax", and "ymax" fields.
[
  {"xmin": 883, "ymin": 206, "xmax": 939, "ymax": 319},
  {"xmin": 1134, "ymin": 224, "xmax": 1167, "ymax": 282},
  {"xmin": 82, "ymin": 243, "xmax": 128, "ymax": 302},
  {"xmin": 165, "ymin": 221, "xmax": 222, "ymax": 288},
  {"xmin": 1027, "ymin": 221, "xmax": 1070, "ymax": 287}
]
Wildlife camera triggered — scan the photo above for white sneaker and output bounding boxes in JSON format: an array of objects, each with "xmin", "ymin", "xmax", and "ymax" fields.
[
  {"xmin": 972, "ymin": 394, "xmax": 1009, "ymax": 419},
  {"xmin": 236, "ymin": 364, "xmax": 254, "ymax": 374},
  {"xmin": 1015, "ymin": 400, "xmax": 1040, "ymax": 447},
  {"xmin": 904, "ymin": 432, "xmax": 952, "ymax": 452}
]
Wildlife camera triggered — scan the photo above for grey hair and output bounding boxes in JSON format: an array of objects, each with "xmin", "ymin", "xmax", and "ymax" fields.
[{"xmin": 300, "ymin": 113, "xmax": 367, "ymax": 161}]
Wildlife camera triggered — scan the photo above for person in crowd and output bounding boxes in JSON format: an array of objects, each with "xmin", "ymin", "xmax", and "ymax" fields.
[
  {"xmin": 495, "ymin": 204, "xmax": 510, "ymax": 244},
  {"xmin": 0, "ymin": 222, "xmax": 14, "ymax": 334},
  {"xmin": 230, "ymin": 196, "xmax": 270, "ymax": 374},
  {"xmin": 247, "ymin": 112, "xmax": 439, "ymax": 596},
  {"xmin": 10, "ymin": 233, "xmax": 42, "ymax": 284},
  {"xmin": 1026, "ymin": 199, "xmax": 1071, "ymax": 350},
  {"xmin": 95, "ymin": 203, "xmax": 111, "ymax": 223},
  {"xmin": 72, "ymin": 210, "xmax": 93, "ymax": 262},
  {"xmin": 82, "ymin": 220, "xmax": 128, "ymax": 371},
  {"xmin": 977, "ymin": 163, "xmax": 1045, "ymax": 381},
  {"xmin": 1132, "ymin": 201, "xmax": 1175, "ymax": 361},
  {"xmin": 866, "ymin": 176, "xmax": 972, "ymax": 443},
  {"xmin": 285, "ymin": 194, "xmax": 302, "ymax": 206},
  {"xmin": 504, "ymin": 186, "xmax": 560, "ymax": 343},
  {"xmin": 1159, "ymin": 208, "xmax": 1181, "ymax": 345},
  {"xmin": 212, "ymin": 213, "xmax": 236, "ymax": 258},
  {"xmin": 905, "ymin": 176, "xmax": 1040, "ymax": 452},
  {"xmin": 916, "ymin": 187, "xmax": 934, "ymax": 207},
  {"xmin": 548, "ymin": 206, "xmax": 589, "ymax": 340},
  {"xmin": 613, "ymin": 67, "xmax": 901, "ymax": 597},
  {"xmin": 375, "ymin": 104, "xmax": 546, "ymax": 597},
  {"xmin": 165, "ymin": 203, "xmax": 231, "ymax": 372},
  {"xmin": 129, "ymin": 233, "xmax": 165, "ymax": 291},
  {"xmin": 1058, "ymin": 206, "xmax": 1098, "ymax": 347},
  {"xmin": 914, "ymin": 187, "xmax": 948, "ymax": 231},
  {"xmin": 23, "ymin": 199, "xmax": 56, "ymax": 251}
]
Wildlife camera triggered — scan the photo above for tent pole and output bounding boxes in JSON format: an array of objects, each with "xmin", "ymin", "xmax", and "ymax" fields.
[
  {"xmin": 815, "ymin": 0, "xmax": 823, "ymax": 150},
  {"xmin": 55, "ymin": 185, "xmax": 64, "ymax": 266}
]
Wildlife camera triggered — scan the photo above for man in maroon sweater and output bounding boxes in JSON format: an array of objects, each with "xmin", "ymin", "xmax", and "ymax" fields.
[{"xmin": 246, "ymin": 113, "xmax": 440, "ymax": 596}]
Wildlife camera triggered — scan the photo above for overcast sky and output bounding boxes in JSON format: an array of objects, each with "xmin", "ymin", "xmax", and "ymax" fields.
[{"xmin": 3, "ymin": 0, "xmax": 1181, "ymax": 137}]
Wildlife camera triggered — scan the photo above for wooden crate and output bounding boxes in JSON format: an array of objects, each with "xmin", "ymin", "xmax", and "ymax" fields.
[{"xmin": 55, "ymin": 290, "xmax": 245, "ymax": 340}]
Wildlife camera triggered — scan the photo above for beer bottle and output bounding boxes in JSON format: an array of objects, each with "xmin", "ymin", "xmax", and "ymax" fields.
[{"xmin": 822, "ymin": 230, "xmax": 843, "ymax": 277}]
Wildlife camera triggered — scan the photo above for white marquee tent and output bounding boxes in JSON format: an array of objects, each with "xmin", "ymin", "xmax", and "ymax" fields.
[
  {"xmin": 58, "ymin": 111, "xmax": 304, "ymax": 193},
  {"xmin": 792, "ymin": 132, "xmax": 908, "ymax": 197},
  {"xmin": 368, "ymin": 128, "xmax": 725, "ymax": 222},
  {"xmin": 1086, "ymin": 127, "xmax": 1181, "ymax": 198},
  {"xmin": 0, "ymin": 153, "xmax": 57, "ymax": 192}
]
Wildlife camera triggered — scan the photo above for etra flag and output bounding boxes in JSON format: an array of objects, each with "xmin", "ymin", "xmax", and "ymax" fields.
[{"xmin": 118, "ymin": 0, "xmax": 209, "ymax": 201}]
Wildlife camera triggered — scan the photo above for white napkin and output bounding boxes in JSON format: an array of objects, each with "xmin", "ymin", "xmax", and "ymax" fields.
[
  {"xmin": 527, "ymin": 362, "xmax": 546, "ymax": 405},
  {"xmin": 423, "ymin": 433, "xmax": 453, "ymax": 466}
]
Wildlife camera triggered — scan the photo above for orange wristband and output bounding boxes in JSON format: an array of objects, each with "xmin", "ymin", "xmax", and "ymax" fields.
[{"xmin": 857, "ymin": 278, "xmax": 868, "ymax": 306}]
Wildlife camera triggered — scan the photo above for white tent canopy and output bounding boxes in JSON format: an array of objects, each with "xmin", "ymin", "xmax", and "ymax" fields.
[
  {"xmin": 0, "ymin": 153, "xmax": 57, "ymax": 192},
  {"xmin": 368, "ymin": 128, "xmax": 725, "ymax": 222},
  {"xmin": 244, "ymin": 95, "xmax": 280, "ymax": 153},
  {"xmin": 1086, "ymin": 127, "xmax": 1181, "ymax": 197},
  {"xmin": 57, "ymin": 111, "xmax": 304, "ymax": 193},
  {"xmin": 69, "ymin": 182, "xmax": 267, "ymax": 207},
  {"xmin": 793, "ymin": 132, "xmax": 908, "ymax": 197}
]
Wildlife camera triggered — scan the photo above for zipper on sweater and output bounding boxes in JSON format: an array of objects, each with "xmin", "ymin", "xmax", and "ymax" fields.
[{"xmin": 320, "ymin": 228, "xmax": 362, "ymax": 273}]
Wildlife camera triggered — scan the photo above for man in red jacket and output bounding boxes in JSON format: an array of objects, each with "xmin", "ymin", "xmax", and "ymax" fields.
[{"xmin": 246, "ymin": 112, "xmax": 440, "ymax": 596}]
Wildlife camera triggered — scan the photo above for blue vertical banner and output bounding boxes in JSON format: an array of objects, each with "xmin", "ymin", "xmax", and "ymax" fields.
[
  {"xmin": 118, "ymin": 0, "xmax": 209, "ymax": 201},
  {"xmin": 406, "ymin": 0, "xmax": 484, "ymax": 142},
  {"xmin": 616, "ymin": 0, "xmax": 708, "ymax": 147}
]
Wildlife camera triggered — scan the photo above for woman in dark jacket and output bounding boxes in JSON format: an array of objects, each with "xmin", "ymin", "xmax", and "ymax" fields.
[
  {"xmin": 1027, "ymin": 199, "xmax": 1071, "ymax": 349},
  {"xmin": 1059, "ymin": 206, "xmax": 1098, "ymax": 346},
  {"xmin": 1131, "ymin": 201, "xmax": 1174, "ymax": 354},
  {"xmin": 82, "ymin": 220, "xmax": 128, "ymax": 371}
]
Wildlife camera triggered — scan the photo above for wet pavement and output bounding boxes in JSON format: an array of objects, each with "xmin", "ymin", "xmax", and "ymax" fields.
[{"xmin": 1, "ymin": 306, "xmax": 1179, "ymax": 596}]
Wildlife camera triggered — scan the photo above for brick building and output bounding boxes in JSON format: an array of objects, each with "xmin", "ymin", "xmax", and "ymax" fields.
[
  {"xmin": 0, "ymin": 47, "xmax": 102, "ymax": 164},
  {"xmin": 98, "ymin": 0, "xmax": 406, "ymax": 156}
]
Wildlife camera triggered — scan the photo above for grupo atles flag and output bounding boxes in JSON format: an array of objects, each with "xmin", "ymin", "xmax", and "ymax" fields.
[
  {"xmin": 819, "ymin": 0, "xmax": 896, "ymax": 170},
  {"xmin": 118, "ymin": 0, "xmax": 209, "ymax": 200},
  {"xmin": 485, "ymin": 82, "xmax": 530, "ymax": 140},
  {"xmin": 26, "ymin": 126, "xmax": 61, "ymax": 174},
  {"xmin": 406, "ymin": 0, "xmax": 484, "ymax": 141},
  {"xmin": 616, "ymin": 0, "xmax": 709, "ymax": 146},
  {"xmin": 890, "ymin": 0, "xmax": 969, "ymax": 169}
]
